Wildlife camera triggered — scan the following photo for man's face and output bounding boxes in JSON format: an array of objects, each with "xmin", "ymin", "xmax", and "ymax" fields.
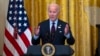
[{"xmin": 48, "ymin": 6, "xmax": 59, "ymax": 21}]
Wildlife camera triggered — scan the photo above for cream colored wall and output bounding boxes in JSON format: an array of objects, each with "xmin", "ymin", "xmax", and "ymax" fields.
[
  {"xmin": 97, "ymin": 19, "xmax": 100, "ymax": 24},
  {"xmin": 96, "ymin": 18, "xmax": 100, "ymax": 24},
  {"xmin": 96, "ymin": 7, "xmax": 100, "ymax": 24},
  {"xmin": 87, "ymin": 7, "xmax": 100, "ymax": 25},
  {"xmin": 0, "ymin": 0, "xmax": 9, "ymax": 55}
]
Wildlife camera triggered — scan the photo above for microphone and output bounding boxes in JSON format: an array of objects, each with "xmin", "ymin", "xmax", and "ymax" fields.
[
  {"xmin": 50, "ymin": 32, "xmax": 55, "ymax": 42},
  {"xmin": 44, "ymin": 31, "xmax": 55, "ymax": 43}
]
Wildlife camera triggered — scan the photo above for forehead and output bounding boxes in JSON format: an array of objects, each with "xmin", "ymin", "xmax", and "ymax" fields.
[{"xmin": 48, "ymin": 4, "xmax": 59, "ymax": 10}]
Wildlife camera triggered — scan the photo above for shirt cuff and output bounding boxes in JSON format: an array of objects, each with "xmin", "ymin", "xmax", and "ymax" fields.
[
  {"xmin": 64, "ymin": 33, "xmax": 70, "ymax": 39},
  {"xmin": 33, "ymin": 35, "xmax": 39, "ymax": 40}
]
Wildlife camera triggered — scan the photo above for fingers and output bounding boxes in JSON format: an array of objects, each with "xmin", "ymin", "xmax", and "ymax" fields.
[
  {"xmin": 34, "ymin": 26, "xmax": 40, "ymax": 30},
  {"xmin": 34, "ymin": 26, "xmax": 40, "ymax": 36},
  {"xmin": 65, "ymin": 24, "xmax": 68, "ymax": 28},
  {"xmin": 65, "ymin": 24, "xmax": 69, "ymax": 30},
  {"xmin": 64, "ymin": 24, "xmax": 69, "ymax": 34},
  {"xmin": 38, "ymin": 26, "xmax": 40, "ymax": 29}
]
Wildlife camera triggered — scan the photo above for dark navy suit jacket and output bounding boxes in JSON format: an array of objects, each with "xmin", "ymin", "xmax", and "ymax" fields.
[{"xmin": 32, "ymin": 19, "xmax": 75, "ymax": 45}]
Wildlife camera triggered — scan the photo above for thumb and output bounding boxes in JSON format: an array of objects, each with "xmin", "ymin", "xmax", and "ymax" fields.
[{"xmin": 38, "ymin": 26, "xmax": 40, "ymax": 29}]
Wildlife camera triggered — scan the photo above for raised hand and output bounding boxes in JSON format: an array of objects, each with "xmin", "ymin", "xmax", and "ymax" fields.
[
  {"xmin": 64, "ymin": 24, "xmax": 69, "ymax": 35},
  {"xmin": 34, "ymin": 26, "xmax": 40, "ymax": 36}
]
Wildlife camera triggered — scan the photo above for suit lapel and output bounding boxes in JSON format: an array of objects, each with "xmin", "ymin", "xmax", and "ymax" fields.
[
  {"xmin": 47, "ymin": 20, "xmax": 50, "ymax": 33},
  {"xmin": 56, "ymin": 19, "xmax": 61, "ymax": 33}
]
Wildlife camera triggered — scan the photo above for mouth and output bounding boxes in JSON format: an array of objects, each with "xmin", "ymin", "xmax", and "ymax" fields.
[{"xmin": 50, "ymin": 16, "xmax": 55, "ymax": 18}]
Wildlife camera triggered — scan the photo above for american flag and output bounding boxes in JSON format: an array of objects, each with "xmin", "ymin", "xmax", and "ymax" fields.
[{"xmin": 3, "ymin": 0, "xmax": 32, "ymax": 56}]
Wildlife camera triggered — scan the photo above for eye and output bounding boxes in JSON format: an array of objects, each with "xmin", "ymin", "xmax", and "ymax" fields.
[{"xmin": 49, "ymin": 11, "xmax": 52, "ymax": 13}]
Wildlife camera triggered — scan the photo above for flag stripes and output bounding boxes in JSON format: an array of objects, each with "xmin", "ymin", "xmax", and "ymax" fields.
[{"xmin": 3, "ymin": 0, "xmax": 32, "ymax": 56}]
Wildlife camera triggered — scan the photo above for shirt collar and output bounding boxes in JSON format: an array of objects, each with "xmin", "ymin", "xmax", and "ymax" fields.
[{"xmin": 49, "ymin": 19, "xmax": 58, "ymax": 24}]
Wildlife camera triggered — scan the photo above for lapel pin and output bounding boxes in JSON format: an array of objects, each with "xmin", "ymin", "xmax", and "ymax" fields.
[
  {"xmin": 58, "ymin": 24, "xmax": 61, "ymax": 28},
  {"xmin": 58, "ymin": 26, "xmax": 61, "ymax": 28},
  {"xmin": 59, "ymin": 31, "xmax": 62, "ymax": 33}
]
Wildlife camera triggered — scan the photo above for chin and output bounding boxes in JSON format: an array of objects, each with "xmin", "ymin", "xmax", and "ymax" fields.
[{"xmin": 50, "ymin": 18, "xmax": 57, "ymax": 21}]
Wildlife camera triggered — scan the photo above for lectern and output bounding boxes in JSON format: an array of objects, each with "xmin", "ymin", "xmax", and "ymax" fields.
[{"xmin": 24, "ymin": 45, "xmax": 74, "ymax": 56}]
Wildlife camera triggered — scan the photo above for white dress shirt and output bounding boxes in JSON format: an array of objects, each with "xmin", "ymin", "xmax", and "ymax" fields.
[{"xmin": 33, "ymin": 19, "xmax": 70, "ymax": 40}]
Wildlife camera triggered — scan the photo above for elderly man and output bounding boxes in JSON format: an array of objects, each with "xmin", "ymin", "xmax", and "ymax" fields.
[{"xmin": 32, "ymin": 3, "xmax": 75, "ymax": 45}]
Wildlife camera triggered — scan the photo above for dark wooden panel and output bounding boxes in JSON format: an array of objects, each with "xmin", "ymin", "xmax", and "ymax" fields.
[{"xmin": 96, "ymin": 24, "xmax": 100, "ymax": 56}]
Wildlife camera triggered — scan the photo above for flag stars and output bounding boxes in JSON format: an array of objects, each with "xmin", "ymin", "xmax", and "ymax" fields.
[
  {"xmin": 11, "ymin": 0, "xmax": 13, "ymax": 2},
  {"xmin": 13, "ymin": 17, "xmax": 17, "ymax": 20},
  {"xmin": 16, "ymin": 0, "xmax": 18, "ymax": 2},
  {"xmin": 9, "ymin": 17, "xmax": 12, "ymax": 20},
  {"xmin": 19, "ymin": 0, "xmax": 22, "ymax": 2},
  {"xmin": 18, "ymin": 23, "xmax": 22, "ymax": 27},
  {"xmin": 13, "ymin": 23, "xmax": 16, "ymax": 26},
  {"xmin": 19, "ymin": 11, "xmax": 22, "ymax": 15},
  {"xmin": 19, "ymin": 17, "xmax": 22, "ymax": 20},
  {"xmin": 10, "ymin": 4, "xmax": 13, "ymax": 8},
  {"xmin": 9, "ymin": 11, "xmax": 12, "ymax": 14},
  {"xmin": 24, "ymin": 17, "xmax": 27, "ymax": 20},
  {"xmin": 15, "ymin": 4, "xmax": 18, "ymax": 8},
  {"xmin": 24, "ymin": 11, "xmax": 26, "ymax": 14},
  {"xmin": 19, "ymin": 4, "xmax": 23, "ymax": 8},
  {"xmin": 14, "ymin": 10, "xmax": 17, "ymax": 15},
  {"xmin": 23, "ymin": 23, "xmax": 27, "ymax": 27},
  {"xmin": 8, "ymin": 0, "xmax": 30, "ymax": 34},
  {"xmin": 18, "ymin": 29, "xmax": 21, "ymax": 32}
]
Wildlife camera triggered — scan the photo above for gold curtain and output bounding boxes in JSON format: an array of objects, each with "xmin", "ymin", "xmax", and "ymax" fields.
[{"xmin": 24, "ymin": 0, "xmax": 98, "ymax": 56}]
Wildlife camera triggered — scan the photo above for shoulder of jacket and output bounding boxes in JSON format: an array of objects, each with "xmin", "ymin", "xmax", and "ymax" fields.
[
  {"xmin": 58, "ymin": 19, "xmax": 68, "ymax": 24},
  {"xmin": 39, "ymin": 19, "xmax": 49, "ymax": 25}
]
